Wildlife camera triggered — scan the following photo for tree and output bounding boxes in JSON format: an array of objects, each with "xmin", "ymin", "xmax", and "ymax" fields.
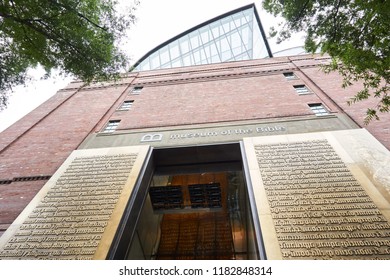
[
  {"xmin": 0, "ymin": 0, "xmax": 138, "ymax": 110},
  {"xmin": 263, "ymin": 0, "xmax": 390, "ymax": 124}
]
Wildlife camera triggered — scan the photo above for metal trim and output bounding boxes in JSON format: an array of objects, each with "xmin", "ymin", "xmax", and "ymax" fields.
[
  {"xmin": 240, "ymin": 141, "xmax": 267, "ymax": 259},
  {"xmin": 107, "ymin": 146, "xmax": 155, "ymax": 259}
]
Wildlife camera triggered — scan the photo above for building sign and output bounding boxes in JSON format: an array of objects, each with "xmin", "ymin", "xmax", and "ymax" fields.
[
  {"xmin": 169, "ymin": 126, "xmax": 286, "ymax": 140},
  {"xmin": 140, "ymin": 133, "xmax": 163, "ymax": 142},
  {"xmin": 85, "ymin": 116, "xmax": 350, "ymax": 150}
]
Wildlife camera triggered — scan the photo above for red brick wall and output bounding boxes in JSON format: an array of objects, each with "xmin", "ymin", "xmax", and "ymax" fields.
[
  {"xmin": 113, "ymin": 59, "xmax": 339, "ymax": 131},
  {"xmin": 301, "ymin": 64, "xmax": 390, "ymax": 150},
  {"xmin": 0, "ymin": 89, "xmax": 78, "ymax": 152},
  {"xmin": 0, "ymin": 86, "xmax": 127, "ymax": 179}
]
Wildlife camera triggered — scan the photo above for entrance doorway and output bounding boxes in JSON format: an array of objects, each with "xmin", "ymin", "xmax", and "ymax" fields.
[{"xmin": 110, "ymin": 143, "xmax": 261, "ymax": 259}]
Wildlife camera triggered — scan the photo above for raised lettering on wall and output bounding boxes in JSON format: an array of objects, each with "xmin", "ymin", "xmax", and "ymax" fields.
[
  {"xmin": 255, "ymin": 140, "xmax": 390, "ymax": 260},
  {"xmin": 0, "ymin": 153, "xmax": 137, "ymax": 260}
]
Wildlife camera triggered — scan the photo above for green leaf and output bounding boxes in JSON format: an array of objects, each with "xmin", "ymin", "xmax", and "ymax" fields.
[
  {"xmin": 0, "ymin": 0, "xmax": 139, "ymax": 110},
  {"xmin": 263, "ymin": 0, "xmax": 390, "ymax": 123}
]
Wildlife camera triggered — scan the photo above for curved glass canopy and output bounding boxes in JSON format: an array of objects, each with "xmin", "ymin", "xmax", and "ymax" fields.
[{"xmin": 132, "ymin": 4, "xmax": 272, "ymax": 71}]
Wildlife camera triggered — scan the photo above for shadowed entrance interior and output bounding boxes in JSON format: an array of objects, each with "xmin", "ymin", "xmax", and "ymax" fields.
[
  {"xmin": 114, "ymin": 143, "xmax": 260, "ymax": 260},
  {"xmin": 154, "ymin": 172, "xmax": 234, "ymax": 259}
]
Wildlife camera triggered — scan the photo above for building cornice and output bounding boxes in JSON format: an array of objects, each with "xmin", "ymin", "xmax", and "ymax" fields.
[{"xmin": 75, "ymin": 55, "xmax": 332, "ymax": 91}]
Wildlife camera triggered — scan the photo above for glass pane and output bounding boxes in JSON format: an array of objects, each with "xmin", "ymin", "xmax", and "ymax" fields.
[
  {"xmin": 210, "ymin": 22, "xmax": 220, "ymax": 38},
  {"xmin": 159, "ymin": 46, "xmax": 170, "ymax": 65},
  {"xmin": 150, "ymin": 52, "xmax": 160, "ymax": 69},
  {"xmin": 190, "ymin": 33, "xmax": 200, "ymax": 49},
  {"xmin": 193, "ymin": 50, "xmax": 201, "ymax": 64},
  {"xmin": 169, "ymin": 41, "xmax": 180, "ymax": 60},
  {"xmin": 182, "ymin": 54, "xmax": 192, "ymax": 66},
  {"xmin": 179, "ymin": 37, "xmax": 190, "ymax": 54}
]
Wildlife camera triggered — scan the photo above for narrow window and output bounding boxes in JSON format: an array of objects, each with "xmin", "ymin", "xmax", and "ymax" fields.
[
  {"xmin": 102, "ymin": 120, "xmax": 120, "ymax": 133},
  {"xmin": 293, "ymin": 84, "xmax": 311, "ymax": 95},
  {"xmin": 118, "ymin": 100, "xmax": 134, "ymax": 111},
  {"xmin": 131, "ymin": 86, "xmax": 143, "ymax": 94},
  {"xmin": 283, "ymin": 72, "xmax": 296, "ymax": 80},
  {"xmin": 308, "ymin": 103, "xmax": 329, "ymax": 116}
]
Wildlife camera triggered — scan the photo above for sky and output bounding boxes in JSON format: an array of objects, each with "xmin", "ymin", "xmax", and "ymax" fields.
[{"xmin": 0, "ymin": 0, "xmax": 303, "ymax": 132}]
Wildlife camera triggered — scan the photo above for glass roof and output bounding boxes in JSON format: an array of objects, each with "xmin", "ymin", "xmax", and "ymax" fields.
[{"xmin": 132, "ymin": 4, "xmax": 272, "ymax": 71}]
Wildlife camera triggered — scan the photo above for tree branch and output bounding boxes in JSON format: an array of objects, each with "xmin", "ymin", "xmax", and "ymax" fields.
[
  {"xmin": 47, "ymin": 0, "xmax": 108, "ymax": 31},
  {"xmin": 290, "ymin": 0, "xmax": 311, "ymax": 28},
  {"xmin": 330, "ymin": 0, "xmax": 343, "ymax": 42}
]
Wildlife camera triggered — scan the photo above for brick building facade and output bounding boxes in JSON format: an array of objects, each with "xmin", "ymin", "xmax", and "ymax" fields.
[
  {"xmin": 1, "ymin": 54, "xmax": 389, "ymax": 253},
  {"xmin": 0, "ymin": 4, "xmax": 389, "ymax": 260}
]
